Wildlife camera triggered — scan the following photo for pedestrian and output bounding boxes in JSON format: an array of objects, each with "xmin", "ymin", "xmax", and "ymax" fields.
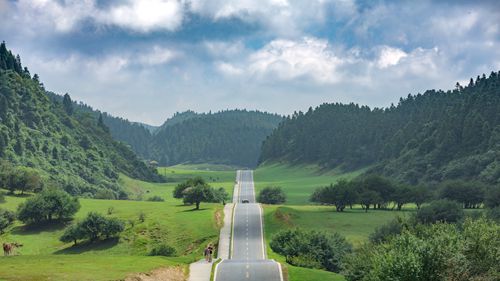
[
  {"xmin": 208, "ymin": 244, "xmax": 213, "ymax": 262},
  {"xmin": 203, "ymin": 246, "xmax": 210, "ymax": 262}
]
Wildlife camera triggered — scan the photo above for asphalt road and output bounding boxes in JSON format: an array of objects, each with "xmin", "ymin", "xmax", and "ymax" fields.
[{"xmin": 215, "ymin": 170, "xmax": 282, "ymax": 281}]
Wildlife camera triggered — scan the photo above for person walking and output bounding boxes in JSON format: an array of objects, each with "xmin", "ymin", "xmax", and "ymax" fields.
[
  {"xmin": 203, "ymin": 246, "xmax": 210, "ymax": 262},
  {"xmin": 207, "ymin": 244, "xmax": 213, "ymax": 262}
]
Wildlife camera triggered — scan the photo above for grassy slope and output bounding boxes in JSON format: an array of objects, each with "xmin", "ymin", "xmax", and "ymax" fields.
[
  {"xmin": 0, "ymin": 165, "xmax": 234, "ymax": 280},
  {"xmin": 254, "ymin": 163, "xmax": 367, "ymax": 205},
  {"xmin": 257, "ymin": 164, "xmax": 407, "ymax": 281}
]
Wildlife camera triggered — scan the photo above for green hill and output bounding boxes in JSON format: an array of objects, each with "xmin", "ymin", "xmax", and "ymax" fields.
[
  {"xmin": 150, "ymin": 110, "xmax": 283, "ymax": 167},
  {"xmin": 0, "ymin": 42, "xmax": 162, "ymax": 197},
  {"xmin": 260, "ymin": 71, "xmax": 500, "ymax": 185}
]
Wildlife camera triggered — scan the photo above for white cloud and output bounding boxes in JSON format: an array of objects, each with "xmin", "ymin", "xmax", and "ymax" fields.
[
  {"xmin": 377, "ymin": 46, "xmax": 407, "ymax": 68},
  {"xmin": 102, "ymin": 0, "xmax": 184, "ymax": 32},
  {"xmin": 12, "ymin": 0, "xmax": 184, "ymax": 33},
  {"xmin": 246, "ymin": 37, "xmax": 343, "ymax": 83}
]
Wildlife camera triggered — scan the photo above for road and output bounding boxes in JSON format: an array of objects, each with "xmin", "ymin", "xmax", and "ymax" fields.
[{"xmin": 215, "ymin": 170, "xmax": 283, "ymax": 281}]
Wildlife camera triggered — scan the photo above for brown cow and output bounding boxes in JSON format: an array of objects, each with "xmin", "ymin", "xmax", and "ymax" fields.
[{"xmin": 3, "ymin": 242, "xmax": 23, "ymax": 256}]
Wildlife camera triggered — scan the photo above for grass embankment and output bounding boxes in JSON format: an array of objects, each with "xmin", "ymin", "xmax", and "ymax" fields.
[
  {"xmin": 0, "ymin": 164, "xmax": 235, "ymax": 280},
  {"xmin": 254, "ymin": 163, "xmax": 367, "ymax": 205},
  {"xmin": 257, "ymin": 163, "xmax": 405, "ymax": 281}
]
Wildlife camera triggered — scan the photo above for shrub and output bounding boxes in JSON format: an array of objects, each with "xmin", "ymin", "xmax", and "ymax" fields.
[
  {"xmin": 94, "ymin": 189, "xmax": 116, "ymax": 200},
  {"xmin": 138, "ymin": 211, "xmax": 146, "ymax": 223},
  {"xmin": 0, "ymin": 208, "xmax": 15, "ymax": 233},
  {"xmin": 60, "ymin": 212, "xmax": 125, "ymax": 244},
  {"xmin": 17, "ymin": 188, "xmax": 80, "ymax": 224},
  {"xmin": 146, "ymin": 195, "xmax": 164, "ymax": 202},
  {"xmin": 270, "ymin": 228, "xmax": 351, "ymax": 272},
  {"xmin": 415, "ymin": 199, "xmax": 464, "ymax": 224},
  {"xmin": 343, "ymin": 218, "xmax": 500, "ymax": 281},
  {"xmin": 149, "ymin": 243, "xmax": 176, "ymax": 256},
  {"xmin": 258, "ymin": 186, "xmax": 286, "ymax": 204},
  {"xmin": 369, "ymin": 217, "xmax": 404, "ymax": 244}
]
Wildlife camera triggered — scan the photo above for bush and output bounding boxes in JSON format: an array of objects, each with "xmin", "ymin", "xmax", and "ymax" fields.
[
  {"xmin": 149, "ymin": 243, "xmax": 176, "ymax": 256},
  {"xmin": 146, "ymin": 195, "xmax": 164, "ymax": 202},
  {"xmin": 270, "ymin": 228, "xmax": 351, "ymax": 272},
  {"xmin": 258, "ymin": 186, "xmax": 286, "ymax": 204},
  {"xmin": 60, "ymin": 212, "xmax": 125, "ymax": 244},
  {"xmin": 416, "ymin": 199, "xmax": 464, "ymax": 224},
  {"xmin": 17, "ymin": 188, "xmax": 80, "ymax": 224},
  {"xmin": 0, "ymin": 208, "xmax": 15, "ymax": 233},
  {"xmin": 369, "ymin": 217, "xmax": 404, "ymax": 244},
  {"xmin": 94, "ymin": 189, "xmax": 116, "ymax": 200},
  {"xmin": 343, "ymin": 218, "xmax": 500, "ymax": 281}
]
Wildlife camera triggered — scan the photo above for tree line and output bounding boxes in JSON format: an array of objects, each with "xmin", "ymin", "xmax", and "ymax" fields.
[
  {"xmin": 311, "ymin": 175, "xmax": 499, "ymax": 212},
  {"xmin": 260, "ymin": 71, "xmax": 500, "ymax": 185}
]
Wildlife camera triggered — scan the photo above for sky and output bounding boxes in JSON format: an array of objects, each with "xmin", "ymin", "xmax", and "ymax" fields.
[{"xmin": 0, "ymin": 0, "xmax": 499, "ymax": 125}]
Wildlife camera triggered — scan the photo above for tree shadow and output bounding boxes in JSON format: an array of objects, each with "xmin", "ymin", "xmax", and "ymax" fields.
[
  {"xmin": 54, "ymin": 237, "xmax": 120, "ymax": 254},
  {"xmin": 181, "ymin": 208, "xmax": 208, "ymax": 212},
  {"xmin": 11, "ymin": 220, "xmax": 69, "ymax": 236}
]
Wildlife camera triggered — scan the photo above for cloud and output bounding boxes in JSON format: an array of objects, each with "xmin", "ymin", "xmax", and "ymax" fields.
[
  {"xmin": 377, "ymin": 46, "xmax": 407, "ymax": 69},
  {"xmin": 11, "ymin": 0, "xmax": 184, "ymax": 33},
  {"xmin": 216, "ymin": 37, "xmax": 344, "ymax": 84},
  {"xmin": 102, "ymin": 0, "xmax": 184, "ymax": 32}
]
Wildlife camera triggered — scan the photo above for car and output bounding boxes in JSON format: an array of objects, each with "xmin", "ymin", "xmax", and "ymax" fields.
[{"xmin": 241, "ymin": 199, "xmax": 249, "ymax": 203}]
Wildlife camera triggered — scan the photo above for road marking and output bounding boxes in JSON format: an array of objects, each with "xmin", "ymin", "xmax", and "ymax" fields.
[{"xmin": 246, "ymin": 272, "xmax": 250, "ymax": 278}]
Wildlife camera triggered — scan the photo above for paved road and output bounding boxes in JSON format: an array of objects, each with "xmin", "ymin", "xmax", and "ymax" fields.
[{"xmin": 215, "ymin": 170, "xmax": 282, "ymax": 281}]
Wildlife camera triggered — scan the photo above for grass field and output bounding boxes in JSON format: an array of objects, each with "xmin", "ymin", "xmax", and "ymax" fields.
[
  {"xmin": 255, "ymin": 163, "xmax": 410, "ymax": 281},
  {"xmin": 0, "ymin": 165, "xmax": 235, "ymax": 281},
  {"xmin": 254, "ymin": 163, "xmax": 367, "ymax": 205},
  {"xmin": 263, "ymin": 205, "xmax": 409, "ymax": 281}
]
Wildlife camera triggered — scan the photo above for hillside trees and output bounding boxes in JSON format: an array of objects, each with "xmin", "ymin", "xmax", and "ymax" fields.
[
  {"xmin": 260, "ymin": 71, "xmax": 500, "ymax": 184},
  {"xmin": 0, "ymin": 42, "xmax": 163, "ymax": 197}
]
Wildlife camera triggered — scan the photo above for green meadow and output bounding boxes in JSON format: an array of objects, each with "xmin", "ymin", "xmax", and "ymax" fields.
[
  {"xmin": 257, "ymin": 164, "xmax": 410, "ymax": 281},
  {"xmin": 254, "ymin": 163, "xmax": 367, "ymax": 205},
  {"xmin": 0, "ymin": 165, "xmax": 235, "ymax": 281}
]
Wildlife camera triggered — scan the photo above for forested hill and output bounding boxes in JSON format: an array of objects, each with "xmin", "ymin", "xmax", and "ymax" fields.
[
  {"xmin": 151, "ymin": 110, "xmax": 283, "ymax": 167},
  {"xmin": 260, "ymin": 71, "xmax": 500, "ymax": 185},
  {"xmin": 0, "ymin": 42, "xmax": 162, "ymax": 197}
]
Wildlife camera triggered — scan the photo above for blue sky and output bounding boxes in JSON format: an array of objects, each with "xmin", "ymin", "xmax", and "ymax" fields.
[{"xmin": 0, "ymin": 0, "xmax": 499, "ymax": 125}]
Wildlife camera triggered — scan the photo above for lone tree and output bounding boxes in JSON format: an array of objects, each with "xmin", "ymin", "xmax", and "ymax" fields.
[
  {"xmin": 173, "ymin": 177, "xmax": 206, "ymax": 199},
  {"xmin": 258, "ymin": 186, "xmax": 286, "ymax": 204},
  {"xmin": 18, "ymin": 188, "xmax": 80, "ymax": 224},
  {"xmin": 183, "ymin": 185, "xmax": 215, "ymax": 210},
  {"xmin": 62, "ymin": 93, "xmax": 73, "ymax": 115},
  {"xmin": 214, "ymin": 187, "xmax": 230, "ymax": 205}
]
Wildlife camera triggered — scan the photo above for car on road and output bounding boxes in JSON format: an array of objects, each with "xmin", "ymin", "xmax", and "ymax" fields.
[{"xmin": 241, "ymin": 199, "xmax": 249, "ymax": 203}]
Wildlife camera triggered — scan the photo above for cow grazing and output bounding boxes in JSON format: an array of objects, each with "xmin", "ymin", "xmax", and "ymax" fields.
[{"xmin": 3, "ymin": 242, "xmax": 23, "ymax": 256}]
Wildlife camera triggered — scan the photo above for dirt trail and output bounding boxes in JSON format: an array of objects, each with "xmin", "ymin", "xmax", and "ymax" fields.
[{"xmin": 124, "ymin": 266, "xmax": 186, "ymax": 281}]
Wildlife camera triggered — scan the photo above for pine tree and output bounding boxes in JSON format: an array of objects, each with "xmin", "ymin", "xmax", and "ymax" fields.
[{"xmin": 63, "ymin": 93, "xmax": 73, "ymax": 115}]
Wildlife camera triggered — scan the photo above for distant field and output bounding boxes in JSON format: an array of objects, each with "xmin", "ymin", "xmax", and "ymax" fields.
[
  {"xmin": 0, "ymin": 165, "xmax": 235, "ymax": 281},
  {"xmin": 254, "ymin": 163, "xmax": 367, "ymax": 204}
]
